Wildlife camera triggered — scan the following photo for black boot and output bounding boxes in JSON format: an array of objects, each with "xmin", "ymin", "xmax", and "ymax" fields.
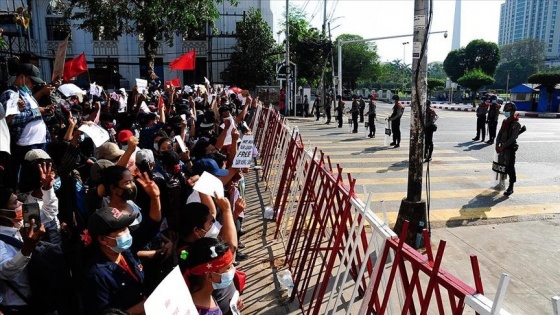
[{"xmin": 504, "ymin": 182, "xmax": 514, "ymax": 196}]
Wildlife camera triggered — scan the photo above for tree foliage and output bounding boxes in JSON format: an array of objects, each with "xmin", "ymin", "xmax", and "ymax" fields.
[
  {"xmin": 226, "ymin": 9, "xmax": 279, "ymax": 89},
  {"xmin": 444, "ymin": 39, "xmax": 500, "ymax": 83},
  {"xmin": 500, "ymin": 38, "xmax": 546, "ymax": 67},
  {"xmin": 427, "ymin": 78, "xmax": 445, "ymax": 97},
  {"xmin": 335, "ymin": 34, "xmax": 380, "ymax": 90},
  {"xmin": 528, "ymin": 72, "xmax": 560, "ymax": 108},
  {"xmin": 427, "ymin": 62, "xmax": 447, "ymax": 80},
  {"xmin": 493, "ymin": 58, "xmax": 538, "ymax": 89},
  {"xmin": 284, "ymin": 6, "xmax": 331, "ymax": 87},
  {"xmin": 68, "ymin": 0, "xmax": 237, "ymax": 77},
  {"xmin": 457, "ymin": 69, "xmax": 495, "ymax": 105}
]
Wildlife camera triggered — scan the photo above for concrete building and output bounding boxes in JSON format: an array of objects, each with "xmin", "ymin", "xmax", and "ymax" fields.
[
  {"xmin": 498, "ymin": 0, "xmax": 560, "ymax": 67},
  {"xmin": 0, "ymin": 0, "xmax": 274, "ymax": 89}
]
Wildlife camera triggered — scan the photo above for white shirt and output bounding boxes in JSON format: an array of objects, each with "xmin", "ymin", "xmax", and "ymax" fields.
[
  {"xmin": 0, "ymin": 225, "xmax": 32, "ymax": 306},
  {"xmin": 0, "ymin": 100, "xmax": 10, "ymax": 154},
  {"xmin": 16, "ymin": 91, "xmax": 46, "ymax": 146}
]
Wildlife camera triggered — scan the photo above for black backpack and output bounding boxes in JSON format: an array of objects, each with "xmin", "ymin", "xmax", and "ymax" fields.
[{"xmin": 0, "ymin": 234, "xmax": 73, "ymax": 313}]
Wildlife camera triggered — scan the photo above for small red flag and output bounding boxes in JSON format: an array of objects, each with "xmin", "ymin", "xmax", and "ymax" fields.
[
  {"xmin": 165, "ymin": 78, "xmax": 181, "ymax": 87},
  {"xmin": 169, "ymin": 50, "xmax": 196, "ymax": 71},
  {"xmin": 63, "ymin": 53, "xmax": 88, "ymax": 81}
]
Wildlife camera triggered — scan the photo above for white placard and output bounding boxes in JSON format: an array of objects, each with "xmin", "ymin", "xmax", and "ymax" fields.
[
  {"xmin": 174, "ymin": 135, "xmax": 187, "ymax": 153},
  {"xmin": 89, "ymin": 83, "xmax": 103, "ymax": 97},
  {"xmin": 78, "ymin": 123, "xmax": 110, "ymax": 147},
  {"xmin": 144, "ymin": 266, "xmax": 198, "ymax": 315},
  {"xmin": 222, "ymin": 116, "xmax": 235, "ymax": 146},
  {"xmin": 232, "ymin": 134, "xmax": 254, "ymax": 168},
  {"xmin": 136, "ymin": 78, "xmax": 148, "ymax": 94},
  {"xmin": 193, "ymin": 171, "xmax": 224, "ymax": 198},
  {"xmin": 230, "ymin": 290, "xmax": 241, "ymax": 315},
  {"xmin": 58, "ymin": 83, "xmax": 85, "ymax": 97},
  {"xmin": 412, "ymin": 41, "xmax": 422, "ymax": 59},
  {"xmin": 5, "ymin": 92, "xmax": 20, "ymax": 116}
]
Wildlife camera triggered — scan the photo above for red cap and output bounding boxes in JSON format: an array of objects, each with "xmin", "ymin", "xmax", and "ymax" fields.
[{"xmin": 117, "ymin": 129, "xmax": 133, "ymax": 144}]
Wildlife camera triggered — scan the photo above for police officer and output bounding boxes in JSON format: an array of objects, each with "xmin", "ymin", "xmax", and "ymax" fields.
[
  {"xmin": 335, "ymin": 95, "xmax": 345, "ymax": 128},
  {"xmin": 350, "ymin": 95, "xmax": 359, "ymax": 133},
  {"xmin": 359, "ymin": 96, "xmax": 366, "ymax": 123},
  {"xmin": 366, "ymin": 97, "xmax": 376, "ymax": 138},
  {"xmin": 424, "ymin": 100, "xmax": 438, "ymax": 161},
  {"xmin": 496, "ymin": 102, "xmax": 521, "ymax": 196},
  {"xmin": 486, "ymin": 96, "xmax": 501, "ymax": 144},
  {"xmin": 472, "ymin": 99, "xmax": 489, "ymax": 142},
  {"xmin": 324, "ymin": 94, "xmax": 332, "ymax": 124},
  {"xmin": 388, "ymin": 95, "xmax": 404, "ymax": 148},
  {"xmin": 313, "ymin": 95, "xmax": 322, "ymax": 121}
]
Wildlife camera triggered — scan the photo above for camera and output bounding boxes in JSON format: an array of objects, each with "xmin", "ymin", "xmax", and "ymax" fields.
[{"xmin": 444, "ymin": 31, "xmax": 448, "ymax": 38}]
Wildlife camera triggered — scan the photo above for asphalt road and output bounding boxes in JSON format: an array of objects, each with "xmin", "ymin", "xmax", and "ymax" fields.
[{"xmin": 290, "ymin": 102, "xmax": 560, "ymax": 227}]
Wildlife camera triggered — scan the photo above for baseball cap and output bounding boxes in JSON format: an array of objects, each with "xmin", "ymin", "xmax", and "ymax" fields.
[
  {"xmin": 90, "ymin": 159, "xmax": 114, "ymax": 183},
  {"xmin": 87, "ymin": 207, "xmax": 138, "ymax": 238},
  {"xmin": 24, "ymin": 149, "xmax": 51, "ymax": 161},
  {"xmin": 135, "ymin": 149, "xmax": 154, "ymax": 165},
  {"xmin": 17, "ymin": 63, "xmax": 45, "ymax": 85},
  {"xmin": 194, "ymin": 157, "xmax": 229, "ymax": 177},
  {"xmin": 117, "ymin": 129, "xmax": 133, "ymax": 144},
  {"xmin": 96, "ymin": 142, "xmax": 125, "ymax": 160}
]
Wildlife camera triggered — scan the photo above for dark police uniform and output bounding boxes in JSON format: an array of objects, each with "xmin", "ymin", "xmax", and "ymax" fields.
[
  {"xmin": 473, "ymin": 102, "xmax": 488, "ymax": 141},
  {"xmin": 496, "ymin": 114, "xmax": 521, "ymax": 195},
  {"xmin": 366, "ymin": 100, "xmax": 376, "ymax": 138}
]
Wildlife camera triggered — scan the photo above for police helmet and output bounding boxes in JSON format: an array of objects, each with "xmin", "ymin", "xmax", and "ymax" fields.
[{"xmin": 503, "ymin": 102, "xmax": 516, "ymax": 113}]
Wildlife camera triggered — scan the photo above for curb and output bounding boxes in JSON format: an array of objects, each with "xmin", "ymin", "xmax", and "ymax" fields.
[
  {"xmin": 431, "ymin": 104, "xmax": 560, "ymax": 118},
  {"xmin": 432, "ymin": 105, "xmax": 475, "ymax": 112}
]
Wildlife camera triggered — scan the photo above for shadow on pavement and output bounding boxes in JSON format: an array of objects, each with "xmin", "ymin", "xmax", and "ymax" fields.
[{"xmin": 445, "ymin": 188, "xmax": 509, "ymax": 227}]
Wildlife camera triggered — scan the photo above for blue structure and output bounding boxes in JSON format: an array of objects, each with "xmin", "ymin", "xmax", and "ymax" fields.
[
  {"xmin": 536, "ymin": 84, "xmax": 560, "ymax": 113},
  {"xmin": 510, "ymin": 84, "xmax": 539, "ymax": 111}
]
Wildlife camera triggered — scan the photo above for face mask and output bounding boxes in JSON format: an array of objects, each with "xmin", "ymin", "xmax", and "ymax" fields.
[
  {"xmin": 0, "ymin": 206, "xmax": 24, "ymax": 229},
  {"xmin": 201, "ymin": 221, "xmax": 222, "ymax": 239},
  {"xmin": 212, "ymin": 267, "xmax": 235, "ymax": 290},
  {"xmin": 153, "ymin": 143, "xmax": 159, "ymax": 151},
  {"xmin": 79, "ymin": 134, "xmax": 86, "ymax": 142},
  {"xmin": 504, "ymin": 112, "xmax": 511, "ymax": 118},
  {"xmin": 122, "ymin": 144, "xmax": 129, "ymax": 151},
  {"xmin": 118, "ymin": 186, "xmax": 137, "ymax": 201},
  {"xmin": 53, "ymin": 177, "xmax": 62, "ymax": 191},
  {"xmin": 20, "ymin": 83, "xmax": 31, "ymax": 94},
  {"xmin": 105, "ymin": 231, "xmax": 133, "ymax": 253}
]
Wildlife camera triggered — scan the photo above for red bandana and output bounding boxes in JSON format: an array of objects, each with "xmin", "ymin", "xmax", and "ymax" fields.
[{"xmin": 187, "ymin": 249, "xmax": 233, "ymax": 276}]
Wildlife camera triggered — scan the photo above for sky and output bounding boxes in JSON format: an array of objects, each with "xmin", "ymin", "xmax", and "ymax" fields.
[{"xmin": 270, "ymin": 0, "xmax": 504, "ymax": 64}]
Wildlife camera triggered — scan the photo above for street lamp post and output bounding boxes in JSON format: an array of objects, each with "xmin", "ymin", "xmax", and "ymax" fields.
[
  {"xmin": 402, "ymin": 41, "xmax": 409, "ymax": 65},
  {"xmin": 402, "ymin": 41, "xmax": 409, "ymax": 93},
  {"xmin": 284, "ymin": 0, "xmax": 290, "ymax": 116}
]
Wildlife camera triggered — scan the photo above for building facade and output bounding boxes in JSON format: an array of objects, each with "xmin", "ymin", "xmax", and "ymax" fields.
[
  {"xmin": 498, "ymin": 0, "xmax": 560, "ymax": 67},
  {"xmin": 0, "ymin": 0, "xmax": 274, "ymax": 89}
]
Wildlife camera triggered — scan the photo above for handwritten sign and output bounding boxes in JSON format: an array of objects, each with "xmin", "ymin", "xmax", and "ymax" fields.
[
  {"xmin": 232, "ymin": 134, "xmax": 254, "ymax": 168},
  {"xmin": 5, "ymin": 92, "xmax": 20, "ymax": 115},
  {"xmin": 89, "ymin": 82, "xmax": 103, "ymax": 97},
  {"xmin": 145, "ymin": 266, "xmax": 198, "ymax": 315},
  {"xmin": 78, "ymin": 123, "xmax": 109, "ymax": 147},
  {"xmin": 193, "ymin": 171, "xmax": 224, "ymax": 198},
  {"xmin": 136, "ymin": 78, "xmax": 148, "ymax": 94},
  {"xmin": 51, "ymin": 37, "xmax": 69, "ymax": 81}
]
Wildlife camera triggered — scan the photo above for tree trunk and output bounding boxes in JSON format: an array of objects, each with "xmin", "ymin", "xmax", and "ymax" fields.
[{"xmin": 143, "ymin": 28, "xmax": 159, "ymax": 80}]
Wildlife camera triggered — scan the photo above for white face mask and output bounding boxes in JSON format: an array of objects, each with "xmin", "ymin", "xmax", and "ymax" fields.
[{"xmin": 201, "ymin": 221, "xmax": 222, "ymax": 239}]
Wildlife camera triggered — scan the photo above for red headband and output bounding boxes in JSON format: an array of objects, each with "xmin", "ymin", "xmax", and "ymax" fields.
[{"xmin": 186, "ymin": 249, "xmax": 233, "ymax": 276}]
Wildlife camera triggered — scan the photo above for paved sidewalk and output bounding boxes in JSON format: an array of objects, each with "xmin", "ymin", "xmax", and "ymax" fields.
[{"xmin": 241, "ymin": 162, "xmax": 560, "ymax": 314}]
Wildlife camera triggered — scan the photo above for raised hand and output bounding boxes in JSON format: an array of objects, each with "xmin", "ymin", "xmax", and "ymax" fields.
[
  {"xmin": 38, "ymin": 162, "xmax": 55, "ymax": 190},
  {"xmin": 136, "ymin": 172, "xmax": 160, "ymax": 198}
]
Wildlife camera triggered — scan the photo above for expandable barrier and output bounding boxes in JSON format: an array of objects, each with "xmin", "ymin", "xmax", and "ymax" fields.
[{"xmin": 251, "ymin": 105, "xmax": 512, "ymax": 315}]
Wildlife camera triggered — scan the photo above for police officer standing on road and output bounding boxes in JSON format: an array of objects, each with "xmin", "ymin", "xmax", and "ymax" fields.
[
  {"xmin": 335, "ymin": 95, "xmax": 345, "ymax": 128},
  {"xmin": 324, "ymin": 94, "xmax": 332, "ymax": 124},
  {"xmin": 388, "ymin": 95, "xmax": 404, "ymax": 148},
  {"xmin": 359, "ymin": 96, "xmax": 366, "ymax": 123},
  {"xmin": 473, "ymin": 99, "xmax": 489, "ymax": 142},
  {"xmin": 486, "ymin": 96, "xmax": 501, "ymax": 144},
  {"xmin": 350, "ymin": 95, "xmax": 359, "ymax": 133},
  {"xmin": 496, "ymin": 102, "xmax": 521, "ymax": 196},
  {"xmin": 366, "ymin": 97, "xmax": 377, "ymax": 138},
  {"xmin": 313, "ymin": 95, "xmax": 322, "ymax": 121},
  {"xmin": 303, "ymin": 95, "xmax": 309, "ymax": 117},
  {"xmin": 424, "ymin": 100, "xmax": 438, "ymax": 161}
]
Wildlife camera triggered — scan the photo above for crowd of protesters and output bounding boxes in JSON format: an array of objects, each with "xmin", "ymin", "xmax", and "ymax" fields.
[{"xmin": 0, "ymin": 52, "xmax": 258, "ymax": 315}]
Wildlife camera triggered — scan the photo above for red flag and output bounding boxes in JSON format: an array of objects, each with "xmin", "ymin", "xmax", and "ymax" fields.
[
  {"xmin": 165, "ymin": 78, "xmax": 181, "ymax": 87},
  {"xmin": 169, "ymin": 50, "xmax": 196, "ymax": 71},
  {"xmin": 63, "ymin": 53, "xmax": 88, "ymax": 81}
]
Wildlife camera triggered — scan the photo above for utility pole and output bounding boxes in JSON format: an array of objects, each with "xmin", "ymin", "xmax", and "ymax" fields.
[
  {"xmin": 320, "ymin": 0, "xmax": 328, "ymax": 120},
  {"xmin": 285, "ymin": 0, "xmax": 290, "ymax": 116},
  {"xmin": 394, "ymin": 0, "xmax": 429, "ymax": 249}
]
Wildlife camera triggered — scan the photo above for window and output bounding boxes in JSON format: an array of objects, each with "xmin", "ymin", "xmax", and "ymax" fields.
[
  {"xmin": 183, "ymin": 25, "xmax": 206, "ymax": 41},
  {"xmin": 94, "ymin": 58, "xmax": 119, "ymax": 72},
  {"xmin": 93, "ymin": 26, "xmax": 117, "ymax": 41},
  {"xmin": 45, "ymin": 17, "xmax": 70, "ymax": 40}
]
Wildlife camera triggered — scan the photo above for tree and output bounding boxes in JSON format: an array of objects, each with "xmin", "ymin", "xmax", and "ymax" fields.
[
  {"xmin": 457, "ymin": 69, "xmax": 495, "ymax": 105},
  {"xmin": 493, "ymin": 58, "xmax": 538, "ymax": 89},
  {"xmin": 226, "ymin": 8, "xmax": 279, "ymax": 89},
  {"xmin": 427, "ymin": 62, "xmax": 447, "ymax": 80},
  {"xmin": 335, "ymin": 34, "xmax": 380, "ymax": 90},
  {"xmin": 427, "ymin": 78, "xmax": 445, "ymax": 98},
  {"xmin": 68, "ymin": 0, "xmax": 236, "ymax": 77},
  {"xmin": 500, "ymin": 38, "xmax": 546, "ymax": 68},
  {"xmin": 284, "ymin": 6, "xmax": 331, "ymax": 87},
  {"xmin": 464, "ymin": 39, "xmax": 500, "ymax": 76},
  {"xmin": 443, "ymin": 49, "xmax": 466, "ymax": 82},
  {"xmin": 444, "ymin": 39, "xmax": 500, "ymax": 83},
  {"xmin": 528, "ymin": 72, "xmax": 560, "ymax": 110}
]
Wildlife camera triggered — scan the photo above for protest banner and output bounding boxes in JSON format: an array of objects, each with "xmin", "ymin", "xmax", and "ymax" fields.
[
  {"xmin": 144, "ymin": 266, "xmax": 198, "ymax": 315},
  {"xmin": 78, "ymin": 123, "xmax": 109, "ymax": 147},
  {"xmin": 232, "ymin": 134, "xmax": 254, "ymax": 168},
  {"xmin": 51, "ymin": 37, "xmax": 69, "ymax": 81}
]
